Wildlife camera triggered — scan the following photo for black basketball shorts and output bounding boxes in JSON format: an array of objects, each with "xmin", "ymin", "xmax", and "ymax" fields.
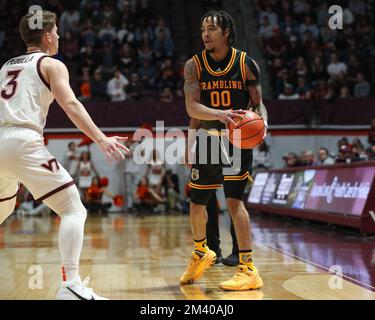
[{"xmin": 188, "ymin": 131, "xmax": 253, "ymax": 206}]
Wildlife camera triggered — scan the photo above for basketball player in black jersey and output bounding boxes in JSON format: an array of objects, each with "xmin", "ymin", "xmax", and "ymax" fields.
[{"xmin": 180, "ymin": 10, "xmax": 268, "ymax": 291}]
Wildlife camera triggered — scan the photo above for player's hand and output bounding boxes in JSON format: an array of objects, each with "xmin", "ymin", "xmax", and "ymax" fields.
[
  {"xmin": 217, "ymin": 109, "xmax": 247, "ymax": 127},
  {"xmin": 97, "ymin": 136, "xmax": 130, "ymax": 162}
]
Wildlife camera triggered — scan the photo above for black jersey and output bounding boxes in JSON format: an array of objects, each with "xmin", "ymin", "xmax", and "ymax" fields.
[{"xmin": 192, "ymin": 47, "xmax": 259, "ymax": 131}]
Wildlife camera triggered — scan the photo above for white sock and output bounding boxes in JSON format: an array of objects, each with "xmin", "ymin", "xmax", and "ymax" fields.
[
  {"xmin": 42, "ymin": 186, "xmax": 87, "ymax": 283},
  {"xmin": 58, "ymin": 213, "xmax": 85, "ymax": 282}
]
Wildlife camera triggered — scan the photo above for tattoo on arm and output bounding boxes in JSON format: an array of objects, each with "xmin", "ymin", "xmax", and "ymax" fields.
[
  {"xmin": 245, "ymin": 61, "xmax": 268, "ymax": 123},
  {"xmin": 184, "ymin": 59, "xmax": 200, "ymax": 101}
]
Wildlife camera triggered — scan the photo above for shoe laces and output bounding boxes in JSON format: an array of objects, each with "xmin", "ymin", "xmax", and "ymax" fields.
[
  {"xmin": 81, "ymin": 277, "xmax": 94, "ymax": 294},
  {"xmin": 232, "ymin": 265, "xmax": 250, "ymax": 280}
]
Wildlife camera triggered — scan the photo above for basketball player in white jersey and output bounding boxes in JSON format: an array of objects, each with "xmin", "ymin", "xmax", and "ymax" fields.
[{"xmin": 0, "ymin": 11, "xmax": 128, "ymax": 300}]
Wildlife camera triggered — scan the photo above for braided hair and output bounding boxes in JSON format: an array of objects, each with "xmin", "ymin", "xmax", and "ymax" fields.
[{"xmin": 200, "ymin": 10, "xmax": 236, "ymax": 46}]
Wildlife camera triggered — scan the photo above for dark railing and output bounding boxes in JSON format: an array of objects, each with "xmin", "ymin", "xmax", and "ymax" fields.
[{"xmin": 45, "ymin": 97, "xmax": 375, "ymax": 129}]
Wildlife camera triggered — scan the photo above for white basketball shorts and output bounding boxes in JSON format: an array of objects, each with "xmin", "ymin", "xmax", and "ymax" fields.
[{"xmin": 0, "ymin": 127, "xmax": 74, "ymax": 204}]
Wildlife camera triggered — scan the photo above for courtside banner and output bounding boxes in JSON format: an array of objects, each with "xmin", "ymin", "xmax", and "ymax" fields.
[
  {"xmin": 249, "ymin": 166, "xmax": 375, "ymax": 215},
  {"xmin": 304, "ymin": 167, "xmax": 375, "ymax": 216}
]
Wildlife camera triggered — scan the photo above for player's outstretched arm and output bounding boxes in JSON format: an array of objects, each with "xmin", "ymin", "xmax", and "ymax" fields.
[
  {"xmin": 42, "ymin": 58, "xmax": 129, "ymax": 162},
  {"xmin": 184, "ymin": 58, "xmax": 246, "ymax": 126}
]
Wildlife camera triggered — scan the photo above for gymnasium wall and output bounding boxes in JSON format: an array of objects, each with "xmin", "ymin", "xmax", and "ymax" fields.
[{"xmin": 45, "ymin": 130, "xmax": 370, "ymax": 212}]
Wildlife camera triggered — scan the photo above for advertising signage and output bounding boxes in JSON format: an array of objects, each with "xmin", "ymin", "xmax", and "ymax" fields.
[{"xmin": 248, "ymin": 166, "xmax": 375, "ymax": 217}]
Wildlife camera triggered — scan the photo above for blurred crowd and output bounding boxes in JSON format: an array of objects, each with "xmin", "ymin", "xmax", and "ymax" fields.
[
  {"xmin": 0, "ymin": 0, "xmax": 183, "ymax": 103},
  {"xmin": 277, "ymin": 117, "xmax": 375, "ymax": 169},
  {"xmin": 255, "ymin": 0, "xmax": 375, "ymax": 100}
]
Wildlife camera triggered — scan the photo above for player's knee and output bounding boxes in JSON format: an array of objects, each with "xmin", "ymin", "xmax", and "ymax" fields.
[
  {"xmin": 226, "ymin": 197, "xmax": 244, "ymax": 214},
  {"xmin": 43, "ymin": 186, "xmax": 87, "ymax": 219}
]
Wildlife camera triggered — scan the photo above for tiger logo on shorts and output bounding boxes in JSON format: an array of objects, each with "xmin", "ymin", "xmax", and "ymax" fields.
[{"xmin": 191, "ymin": 168, "xmax": 199, "ymax": 181}]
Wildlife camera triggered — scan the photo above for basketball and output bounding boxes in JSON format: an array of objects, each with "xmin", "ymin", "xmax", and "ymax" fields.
[{"xmin": 228, "ymin": 110, "xmax": 266, "ymax": 149}]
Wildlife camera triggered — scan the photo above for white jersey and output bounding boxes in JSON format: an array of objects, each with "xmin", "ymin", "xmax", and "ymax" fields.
[{"xmin": 0, "ymin": 52, "xmax": 54, "ymax": 135}]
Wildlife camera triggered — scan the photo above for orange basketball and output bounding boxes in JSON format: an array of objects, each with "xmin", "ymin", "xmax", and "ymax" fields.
[{"xmin": 228, "ymin": 110, "xmax": 265, "ymax": 149}]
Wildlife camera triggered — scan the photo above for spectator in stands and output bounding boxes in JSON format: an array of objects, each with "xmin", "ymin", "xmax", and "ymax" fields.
[
  {"xmin": 107, "ymin": 69, "xmax": 130, "ymax": 102},
  {"xmin": 138, "ymin": 32, "xmax": 154, "ymax": 64},
  {"xmin": 298, "ymin": 16, "xmax": 319, "ymax": 40},
  {"xmin": 317, "ymin": 147, "xmax": 335, "ymax": 165},
  {"xmin": 280, "ymin": 15, "xmax": 298, "ymax": 38},
  {"xmin": 16, "ymin": 186, "xmax": 51, "ymax": 216},
  {"xmin": 84, "ymin": 176, "xmax": 113, "ymax": 214},
  {"xmin": 75, "ymin": 151, "xmax": 99, "ymax": 199},
  {"xmin": 293, "ymin": 0, "xmax": 310, "ymax": 16},
  {"xmin": 368, "ymin": 118, "xmax": 375, "ymax": 146},
  {"xmin": 134, "ymin": 177, "xmax": 165, "ymax": 212},
  {"xmin": 161, "ymin": 169, "xmax": 181, "ymax": 212},
  {"xmin": 301, "ymin": 150, "xmax": 320, "ymax": 166},
  {"xmin": 351, "ymin": 138, "xmax": 367, "ymax": 160},
  {"xmin": 324, "ymin": 83, "xmax": 336, "ymax": 101},
  {"xmin": 154, "ymin": 29, "xmax": 175, "ymax": 60},
  {"xmin": 135, "ymin": 17, "xmax": 154, "ymax": 43},
  {"xmin": 253, "ymin": 142, "xmax": 272, "ymax": 171},
  {"xmin": 154, "ymin": 18, "xmax": 171, "ymax": 39},
  {"xmin": 336, "ymin": 144, "xmax": 360, "ymax": 163},
  {"xmin": 80, "ymin": 46, "xmax": 100, "ymax": 73},
  {"xmin": 63, "ymin": 142, "xmax": 79, "ymax": 176},
  {"xmin": 99, "ymin": 20, "xmax": 117, "ymax": 45},
  {"xmin": 310, "ymin": 56, "xmax": 325, "ymax": 84},
  {"xmin": 80, "ymin": 20, "xmax": 96, "ymax": 47},
  {"xmin": 101, "ymin": 4, "xmax": 115, "ymax": 21},
  {"xmin": 101, "ymin": 44, "xmax": 117, "ymax": 75},
  {"xmin": 138, "ymin": 58, "xmax": 156, "ymax": 90},
  {"xmin": 160, "ymin": 87, "xmax": 174, "ymax": 103},
  {"xmin": 60, "ymin": 31, "xmax": 79, "ymax": 62},
  {"xmin": 259, "ymin": 16, "xmax": 274, "ymax": 40},
  {"xmin": 365, "ymin": 144, "xmax": 375, "ymax": 160},
  {"xmin": 78, "ymin": 72, "xmax": 91, "ymax": 102},
  {"xmin": 327, "ymin": 53, "xmax": 348, "ymax": 79},
  {"xmin": 275, "ymin": 69, "xmax": 290, "ymax": 97},
  {"xmin": 346, "ymin": 54, "xmax": 363, "ymax": 86},
  {"xmin": 59, "ymin": 4, "xmax": 80, "ymax": 36},
  {"xmin": 354, "ymin": 73, "xmax": 371, "ymax": 98},
  {"xmin": 90, "ymin": 69, "xmax": 107, "ymax": 101},
  {"xmin": 259, "ymin": 5, "xmax": 279, "ymax": 27},
  {"xmin": 117, "ymin": 43, "xmax": 136, "ymax": 75},
  {"xmin": 145, "ymin": 150, "xmax": 165, "ymax": 202},
  {"xmin": 278, "ymin": 83, "xmax": 300, "ymax": 100},
  {"xmin": 117, "ymin": 21, "xmax": 136, "ymax": 46},
  {"xmin": 126, "ymin": 73, "xmax": 144, "ymax": 100},
  {"xmin": 285, "ymin": 35, "xmax": 302, "ymax": 61},
  {"xmin": 265, "ymin": 26, "xmax": 287, "ymax": 59},
  {"xmin": 339, "ymin": 86, "xmax": 352, "ymax": 99},
  {"xmin": 283, "ymin": 152, "xmax": 303, "ymax": 168},
  {"xmin": 294, "ymin": 56, "xmax": 309, "ymax": 79},
  {"xmin": 337, "ymin": 137, "xmax": 350, "ymax": 150},
  {"xmin": 295, "ymin": 77, "xmax": 311, "ymax": 99}
]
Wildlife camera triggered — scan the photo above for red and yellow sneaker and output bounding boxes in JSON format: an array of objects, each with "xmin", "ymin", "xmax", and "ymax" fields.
[
  {"xmin": 219, "ymin": 265, "xmax": 263, "ymax": 291},
  {"xmin": 179, "ymin": 248, "xmax": 216, "ymax": 285}
]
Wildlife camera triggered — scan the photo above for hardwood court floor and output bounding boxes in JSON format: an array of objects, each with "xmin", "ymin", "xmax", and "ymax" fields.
[{"xmin": 0, "ymin": 211, "xmax": 374, "ymax": 300}]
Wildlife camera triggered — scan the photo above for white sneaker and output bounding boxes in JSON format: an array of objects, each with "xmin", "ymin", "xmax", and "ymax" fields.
[{"xmin": 55, "ymin": 277, "xmax": 109, "ymax": 300}]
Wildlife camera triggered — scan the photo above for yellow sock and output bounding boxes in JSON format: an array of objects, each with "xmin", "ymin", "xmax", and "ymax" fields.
[
  {"xmin": 239, "ymin": 250, "xmax": 254, "ymax": 270},
  {"xmin": 193, "ymin": 238, "xmax": 207, "ymax": 257}
]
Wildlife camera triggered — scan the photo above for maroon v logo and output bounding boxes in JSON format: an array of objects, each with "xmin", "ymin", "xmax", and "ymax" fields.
[{"xmin": 41, "ymin": 159, "xmax": 60, "ymax": 172}]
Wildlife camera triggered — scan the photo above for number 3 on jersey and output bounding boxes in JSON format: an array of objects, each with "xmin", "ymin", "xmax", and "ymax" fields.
[
  {"xmin": 210, "ymin": 90, "xmax": 231, "ymax": 108},
  {"xmin": 1, "ymin": 70, "xmax": 22, "ymax": 100}
]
